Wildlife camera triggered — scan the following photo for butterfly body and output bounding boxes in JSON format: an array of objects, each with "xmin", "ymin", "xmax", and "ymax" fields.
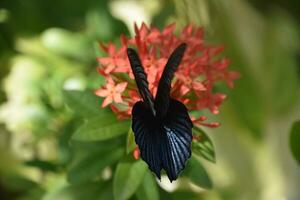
[{"xmin": 127, "ymin": 43, "xmax": 193, "ymax": 182}]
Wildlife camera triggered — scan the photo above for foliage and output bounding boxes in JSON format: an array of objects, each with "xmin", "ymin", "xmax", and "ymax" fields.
[
  {"xmin": 290, "ymin": 121, "xmax": 300, "ymax": 165},
  {"xmin": 0, "ymin": 0, "xmax": 300, "ymax": 200}
]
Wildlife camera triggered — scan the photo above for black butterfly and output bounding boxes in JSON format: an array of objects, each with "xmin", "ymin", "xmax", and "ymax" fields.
[{"xmin": 127, "ymin": 43, "xmax": 193, "ymax": 182}]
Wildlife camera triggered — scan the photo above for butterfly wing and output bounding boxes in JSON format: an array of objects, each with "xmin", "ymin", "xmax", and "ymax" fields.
[
  {"xmin": 129, "ymin": 44, "xmax": 192, "ymax": 182},
  {"xmin": 132, "ymin": 101, "xmax": 162, "ymax": 178},
  {"xmin": 127, "ymin": 48, "xmax": 156, "ymax": 116},
  {"xmin": 154, "ymin": 43, "xmax": 187, "ymax": 118},
  {"xmin": 132, "ymin": 98, "xmax": 193, "ymax": 182},
  {"xmin": 160, "ymin": 99, "xmax": 193, "ymax": 181}
]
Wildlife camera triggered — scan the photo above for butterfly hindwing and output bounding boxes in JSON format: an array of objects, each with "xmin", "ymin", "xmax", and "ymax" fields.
[
  {"xmin": 132, "ymin": 99, "xmax": 192, "ymax": 181},
  {"xmin": 161, "ymin": 99, "xmax": 193, "ymax": 181},
  {"xmin": 132, "ymin": 101, "xmax": 162, "ymax": 178}
]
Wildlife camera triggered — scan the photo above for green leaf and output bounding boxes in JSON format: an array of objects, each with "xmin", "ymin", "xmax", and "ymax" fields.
[
  {"xmin": 184, "ymin": 156, "xmax": 212, "ymax": 189},
  {"xmin": 70, "ymin": 137, "xmax": 124, "ymax": 158},
  {"xmin": 43, "ymin": 181, "xmax": 110, "ymax": 200},
  {"xmin": 24, "ymin": 159, "xmax": 58, "ymax": 172},
  {"xmin": 113, "ymin": 158, "xmax": 147, "ymax": 200},
  {"xmin": 1, "ymin": 175, "xmax": 38, "ymax": 192},
  {"xmin": 63, "ymin": 90, "xmax": 109, "ymax": 118},
  {"xmin": 72, "ymin": 113, "xmax": 130, "ymax": 141},
  {"xmin": 159, "ymin": 189, "xmax": 199, "ymax": 200},
  {"xmin": 126, "ymin": 127, "xmax": 136, "ymax": 154},
  {"xmin": 171, "ymin": 192, "xmax": 199, "ymax": 200},
  {"xmin": 67, "ymin": 147, "xmax": 124, "ymax": 184},
  {"xmin": 192, "ymin": 127, "xmax": 215, "ymax": 163},
  {"xmin": 136, "ymin": 171, "xmax": 159, "ymax": 200},
  {"xmin": 289, "ymin": 121, "xmax": 300, "ymax": 165},
  {"xmin": 19, "ymin": 187, "xmax": 45, "ymax": 200}
]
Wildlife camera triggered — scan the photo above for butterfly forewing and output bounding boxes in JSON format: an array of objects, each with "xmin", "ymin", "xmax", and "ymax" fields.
[
  {"xmin": 154, "ymin": 43, "xmax": 187, "ymax": 118},
  {"xmin": 127, "ymin": 48, "xmax": 156, "ymax": 116}
]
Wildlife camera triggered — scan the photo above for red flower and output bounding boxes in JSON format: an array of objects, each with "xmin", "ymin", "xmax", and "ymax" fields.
[
  {"xmin": 95, "ymin": 23, "xmax": 239, "ymax": 126},
  {"xmin": 133, "ymin": 146, "xmax": 140, "ymax": 160},
  {"xmin": 95, "ymin": 77, "xmax": 127, "ymax": 107}
]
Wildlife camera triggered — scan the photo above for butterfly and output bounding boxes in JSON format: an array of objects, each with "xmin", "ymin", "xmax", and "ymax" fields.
[{"xmin": 127, "ymin": 43, "xmax": 193, "ymax": 182}]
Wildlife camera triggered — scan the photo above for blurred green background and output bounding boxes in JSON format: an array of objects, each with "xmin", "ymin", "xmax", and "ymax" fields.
[{"xmin": 0, "ymin": 0, "xmax": 300, "ymax": 200}]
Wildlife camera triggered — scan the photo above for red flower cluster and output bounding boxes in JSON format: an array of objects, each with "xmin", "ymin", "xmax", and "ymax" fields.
[{"xmin": 95, "ymin": 23, "xmax": 239, "ymax": 127}]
